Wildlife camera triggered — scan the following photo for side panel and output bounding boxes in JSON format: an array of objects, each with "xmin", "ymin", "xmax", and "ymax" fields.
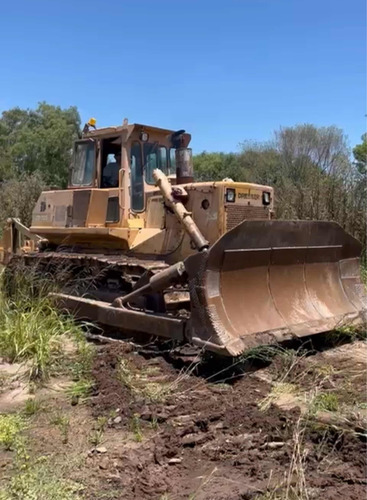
[
  {"xmin": 32, "ymin": 191, "xmax": 74, "ymax": 228},
  {"xmin": 72, "ymin": 191, "xmax": 91, "ymax": 227},
  {"xmin": 86, "ymin": 191, "xmax": 109, "ymax": 226}
]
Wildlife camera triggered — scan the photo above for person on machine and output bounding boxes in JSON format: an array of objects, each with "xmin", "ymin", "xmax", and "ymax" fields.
[{"xmin": 102, "ymin": 151, "xmax": 121, "ymax": 187}]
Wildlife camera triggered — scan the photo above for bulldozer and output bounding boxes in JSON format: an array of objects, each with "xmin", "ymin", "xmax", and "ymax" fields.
[{"xmin": 1, "ymin": 119, "xmax": 365, "ymax": 356}]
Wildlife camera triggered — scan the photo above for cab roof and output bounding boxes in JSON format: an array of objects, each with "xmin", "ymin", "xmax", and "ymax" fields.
[{"xmin": 83, "ymin": 123, "xmax": 177, "ymax": 139}]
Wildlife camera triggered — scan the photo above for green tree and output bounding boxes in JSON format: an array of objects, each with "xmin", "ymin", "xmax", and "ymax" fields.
[
  {"xmin": 193, "ymin": 124, "xmax": 364, "ymax": 245},
  {"xmin": 193, "ymin": 152, "xmax": 240, "ymax": 181},
  {"xmin": 0, "ymin": 172, "xmax": 46, "ymax": 230},
  {"xmin": 350, "ymin": 134, "xmax": 367, "ymax": 247},
  {"xmin": 353, "ymin": 133, "xmax": 367, "ymax": 176},
  {"xmin": 0, "ymin": 102, "xmax": 81, "ymax": 187}
]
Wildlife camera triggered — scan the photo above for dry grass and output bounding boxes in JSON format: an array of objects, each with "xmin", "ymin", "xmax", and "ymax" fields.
[
  {"xmin": 0, "ymin": 267, "xmax": 89, "ymax": 380},
  {"xmin": 118, "ymin": 353, "xmax": 201, "ymax": 403},
  {"xmin": 255, "ymin": 418, "xmax": 311, "ymax": 500}
]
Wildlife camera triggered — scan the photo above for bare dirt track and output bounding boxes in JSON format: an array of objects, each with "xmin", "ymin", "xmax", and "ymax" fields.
[
  {"xmin": 0, "ymin": 337, "xmax": 366, "ymax": 500},
  {"xmin": 85, "ymin": 341, "xmax": 367, "ymax": 500}
]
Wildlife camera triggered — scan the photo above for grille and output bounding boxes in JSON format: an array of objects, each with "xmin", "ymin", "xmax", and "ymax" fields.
[{"xmin": 225, "ymin": 204, "xmax": 270, "ymax": 231}]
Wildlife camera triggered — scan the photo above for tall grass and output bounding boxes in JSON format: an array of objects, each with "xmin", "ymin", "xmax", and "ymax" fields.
[{"xmin": 0, "ymin": 266, "xmax": 83, "ymax": 380}]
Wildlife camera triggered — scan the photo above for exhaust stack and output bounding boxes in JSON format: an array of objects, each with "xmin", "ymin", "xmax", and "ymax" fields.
[
  {"xmin": 175, "ymin": 147, "xmax": 194, "ymax": 184},
  {"xmin": 170, "ymin": 129, "xmax": 194, "ymax": 184}
]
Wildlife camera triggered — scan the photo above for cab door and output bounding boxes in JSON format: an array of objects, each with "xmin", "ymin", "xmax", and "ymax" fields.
[{"xmin": 69, "ymin": 140, "xmax": 96, "ymax": 188}]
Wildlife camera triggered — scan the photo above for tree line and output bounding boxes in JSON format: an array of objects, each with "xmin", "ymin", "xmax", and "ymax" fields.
[
  {"xmin": 195, "ymin": 127, "xmax": 366, "ymax": 251},
  {"xmin": 0, "ymin": 103, "xmax": 365, "ymax": 254},
  {"xmin": 0, "ymin": 103, "xmax": 80, "ymax": 227}
]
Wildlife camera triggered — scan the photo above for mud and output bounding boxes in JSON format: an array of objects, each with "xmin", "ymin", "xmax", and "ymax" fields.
[{"xmin": 88, "ymin": 343, "xmax": 366, "ymax": 500}]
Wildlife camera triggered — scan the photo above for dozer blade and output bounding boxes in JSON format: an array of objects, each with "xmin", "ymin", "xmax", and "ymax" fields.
[{"xmin": 185, "ymin": 220, "xmax": 366, "ymax": 356}]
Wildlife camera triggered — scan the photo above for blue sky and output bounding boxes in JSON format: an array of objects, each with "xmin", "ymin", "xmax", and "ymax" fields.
[{"xmin": 0, "ymin": 0, "xmax": 365, "ymax": 153}]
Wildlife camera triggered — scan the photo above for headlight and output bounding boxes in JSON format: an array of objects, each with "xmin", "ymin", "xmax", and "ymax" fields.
[
  {"xmin": 262, "ymin": 191, "xmax": 271, "ymax": 205},
  {"xmin": 226, "ymin": 188, "xmax": 236, "ymax": 203}
]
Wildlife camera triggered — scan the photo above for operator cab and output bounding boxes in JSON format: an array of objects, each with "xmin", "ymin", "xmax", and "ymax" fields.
[{"xmin": 68, "ymin": 119, "xmax": 191, "ymax": 221}]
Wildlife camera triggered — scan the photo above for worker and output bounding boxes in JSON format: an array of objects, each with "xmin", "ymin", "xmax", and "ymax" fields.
[{"xmin": 103, "ymin": 151, "xmax": 121, "ymax": 187}]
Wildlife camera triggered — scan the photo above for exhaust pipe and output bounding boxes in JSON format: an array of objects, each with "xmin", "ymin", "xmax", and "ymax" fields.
[{"xmin": 175, "ymin": 147, "xmax": 194, "ymax": 184}]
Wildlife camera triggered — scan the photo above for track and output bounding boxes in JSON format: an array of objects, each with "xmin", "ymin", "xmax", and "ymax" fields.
[{"xmin": 5, "ymin": 251, "xmax": 191, "ymax": 324}]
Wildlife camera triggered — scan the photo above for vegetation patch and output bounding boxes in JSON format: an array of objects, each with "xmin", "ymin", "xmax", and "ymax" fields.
[
  {"xmin": 130, "ymin": 413, "xmax": 143, "ymax": 442},
  {"xmin": 310, "ymin": 392, "xmax": 339, "ymax": 413},
  {"xmin": 117, "ymin": 358, "xmax": 173, "ymax": 403},
  {"xmin": 0, "ymin": 414, "xmax": 26, "ymax": 451},
  {"xmin": 0, "ymin": 266, "xmax": 93, "ymax": 382},
  {"xmin": 89, "ymin": 416, "xmax": 108, "ymax": 447},
  {"xmin": 22, "ymin": 398, "xmax": 42, "ymax": 417},
  {"xmin": 65, "ymin": 379, "xmax": 94, "ymax": 403},
  {"xmin": 0, "ymin": 460, "xmax": 84, "ymax": 500},
  {"xmin": 0, "ymin": 292, "xmax": 83, "ymax": 381},
  {"xmin": 259, "ymin": 382, "xmax": 299, "ymax": 412}
]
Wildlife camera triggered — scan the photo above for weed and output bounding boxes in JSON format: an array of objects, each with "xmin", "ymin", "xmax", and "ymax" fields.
[
  {"xmin": 323, "ymin": 323, "xmax": 367, "ymax": 346},
  {"xmin": 144, "ymin": 365, "xmax": 161, "ymax": 376},
  {"xmin": 89, "ymin": 429, "xmax": 103, "ymax": 447},
  {"xmin": 22, "ymin": 398, "xmax": 41, "ymax": 417},
  {"xmin": 142, "ymin": 381, "xmax": 172, "ymax": 403},
  {"xmin": 239, "ymin": 345, "xmax": 283, "ymax": 364},
  {"xmin": 51, "ymin": 415, "xmax": 70, "ymax": 444},
  {"xmin": 89, "ymin": 416, "xmax": 108, "ymax": 446},
  {"xmin": 28, "ymin": 381, "xmax": 37, "ymax": 395},
  {"xmin": 118, "ymin": 359, "xmax": 135, "ymax": 391},
  {"xmin": 0, "ymin": 463, "xmax": 84, "ymax": 500},
  {"xmin": 69, "ymin": 332, "xmax": 95, "ymax": 381},
  {"xmin": 259, "ymin": 382, "xmax": 298, "ymax": 412},
  {"xmin": 0, "ymin": 263, "xmax": 90, "ymax": 381},
  {"xmin": 96, "ymin": 416, "xmax": 108, "ymax": 430},
  {"xmin": 312, "ymin": 364, "xmax": 335, "ymax": 378},
  {"xmin": 0, "ymin": 372, "xmax": 9, "ymax": 388},
  {"xmin": 131, "ymin": 413, "xmax": 143, "ymax": 442},
  {"xmin": 118, "ymin": 358, "xmax": 172, "ymax": 402},
  {"xmin": 0, "ymin": 286, "xmax": 84, "ymax": 380},
  {"xmin": 0, "ymin": 417, "xmax": 83, "ymax": 499},
  {"xmin": 0, "ymin": 413, "xmax": 82, "ymax": 498},
  {"xmin": 65, "ymin": 379, "xmax": 94, "ymax": 402},
  {"xmin": 150, "ymin": 416, "xmax": 159, "ymax": 430},
  {"xmin": 0, "ymin": 414, "xmax": 25, "ymax": 450},
  {"xmin": 310, "ymin": 392, "xmax": 339, "ymax": 413}
]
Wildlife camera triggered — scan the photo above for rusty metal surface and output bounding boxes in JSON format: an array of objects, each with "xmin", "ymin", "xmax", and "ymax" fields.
[
  {"xmin": 186, "ymin": 220, "xmax": 366, "ymax": 356},
  {"xmin": 52, "ymin": 293, "xmax": 185, "ymax": 340},
  {"xmin": 20, "ymin": 251, "xmax": 169, "ymax": 271}
]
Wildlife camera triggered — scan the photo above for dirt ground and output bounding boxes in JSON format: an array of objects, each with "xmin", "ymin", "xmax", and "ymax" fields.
[{"xmin": 0, "ymin": 337, "xmax": 366, "ymax": 500}]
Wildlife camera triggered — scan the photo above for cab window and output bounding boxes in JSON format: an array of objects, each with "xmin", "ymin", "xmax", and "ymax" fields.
[
  {"xmin": 144, "ymin": 143, "xmax": 168, "ymax": 184},
  {"xmin": 169, "ymin": 148, "xmax": 176, "ymax": 171},
  {"xmin": 100, "ymin": 137, "xmax": 121, "ymax": 188},
  {"xmin": 71, "ymin": 141, "xmax": 95, "ymax": 186},
  {"xmin": 131, "ymin": 142, "xmax": 144, "ymax": 211}
]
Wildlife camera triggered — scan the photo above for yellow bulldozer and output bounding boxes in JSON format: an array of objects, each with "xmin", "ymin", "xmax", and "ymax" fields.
[{"xmin": 0, "ymin": 119, "xmax": 365, "ymax": 356}]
